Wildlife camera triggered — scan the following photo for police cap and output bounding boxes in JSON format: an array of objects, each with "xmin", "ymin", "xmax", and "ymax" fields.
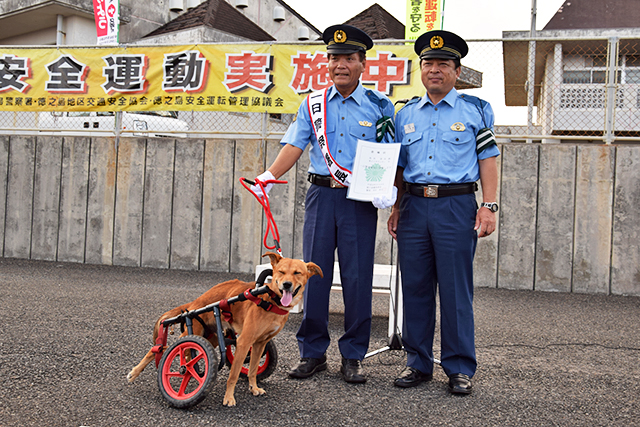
[
  {"xmin": 323, "ymin": 24, "xmax": 373, "ymax": 55},
  {"xmin": 414, "ymin": 30, "xmax": 468, "ymax": 60}
]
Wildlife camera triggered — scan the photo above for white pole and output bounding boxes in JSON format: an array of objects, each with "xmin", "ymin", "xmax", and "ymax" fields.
[
  {"xmin": 604, "ymin": 37, "xmax": 619, "ymax": 145},
  {"xmin": 56, "ymin": 14, "xmax": 64, "ymax": 45},
  {"xmin": 530, "ymin": 0, "xmax": 537, "ymax": 35},
  {"xmin": 526, "ymin": 0, "xmax": 537, "ymax": 143}
]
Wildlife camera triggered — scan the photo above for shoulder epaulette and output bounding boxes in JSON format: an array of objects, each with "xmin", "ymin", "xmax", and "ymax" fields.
[
  {"xmin": 458, "ymin": 93, "xmax": 488, "ymax": 109},
  {"xmin": 365, "ymin": 89, "xmax": 392, "ymax": 111},
  {"xmin": 395, "ymin": 95, "xmax": 421, "ymax": 112},
  {"xmin": 459, "ymin": 93, "xmax": 489, "ymax": 128}
]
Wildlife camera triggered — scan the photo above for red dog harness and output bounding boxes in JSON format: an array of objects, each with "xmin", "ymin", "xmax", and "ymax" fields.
[{"xmin": 219, "ymin": 288, "xmax": 288, "ymax": 324}]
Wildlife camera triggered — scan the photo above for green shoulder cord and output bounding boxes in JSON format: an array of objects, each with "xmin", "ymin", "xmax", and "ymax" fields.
[{"xmin": 376, "ymin": 116, "xmax": 395, "ymax": 142}]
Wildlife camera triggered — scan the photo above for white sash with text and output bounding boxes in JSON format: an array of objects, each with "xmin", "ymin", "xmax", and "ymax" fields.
[{"xmin": 307, "ymin": 88, "xmax": 352, "ymax": 187}]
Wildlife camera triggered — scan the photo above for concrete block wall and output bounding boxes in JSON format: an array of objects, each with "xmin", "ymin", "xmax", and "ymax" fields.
[{"xmin": 1, "ymin": 136, "xmax": 639, "ymax": 296}]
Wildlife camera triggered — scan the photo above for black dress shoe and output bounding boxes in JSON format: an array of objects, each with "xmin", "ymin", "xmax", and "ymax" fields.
[
  {"xmin": 394, "ymin": 366, "xmax": 433, "ymax": 388},
  {"xmin": 448, "ymin": 373, "xmax": 472, "ymax": 395},
  {"xmin": 288, "ymin": 355, "xmax": 327, "ymax": 379},
  {"xmin": 340, "ymin": 357, "xmax": 366, "ymax": 384}
]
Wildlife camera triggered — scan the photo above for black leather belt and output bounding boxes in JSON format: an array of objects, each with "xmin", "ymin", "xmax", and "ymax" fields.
[
  {"xmin": 404, "ymin": 182, "xmax": 477, "ymax": 198},
  {"xmin": 308, "ymin": 174, "xmax": 346, "ymax": 188}
]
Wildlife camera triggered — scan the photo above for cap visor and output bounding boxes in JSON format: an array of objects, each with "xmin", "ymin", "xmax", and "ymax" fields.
[
  {"xmin": 327, "ymin": 46, "xmax": 363, "ymax": 55},
  {"xmin": 420, "ymin": 51, "xmax": 459, "ymax": 60}
]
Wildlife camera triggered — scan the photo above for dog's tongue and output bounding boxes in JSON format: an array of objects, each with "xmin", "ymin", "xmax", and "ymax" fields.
[{"xmin": 281, "ymin": 290, "xmax": 293, "ymax": 307}]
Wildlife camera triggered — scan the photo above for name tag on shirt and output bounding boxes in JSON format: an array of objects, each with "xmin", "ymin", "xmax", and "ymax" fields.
[{"xmin": 404, "ymin": 123, "xmax": 415, "ymax": 134}]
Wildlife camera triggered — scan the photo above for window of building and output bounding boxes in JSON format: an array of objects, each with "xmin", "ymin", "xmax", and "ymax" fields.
[
  {"xmin": 562, "ymin": 55, "xmax": 639, "ymax": 84},
  {"xmin": 623, "ymin": 55, "xmax": 640, "ymax": 84}
]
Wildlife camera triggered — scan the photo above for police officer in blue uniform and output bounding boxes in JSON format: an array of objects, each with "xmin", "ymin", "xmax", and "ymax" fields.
[
  {"xmin": 387, "ymin": 30, "xmax": 500, "ymax": 394},
  {"xmin": 252, "ymin": 24, "xmax": 395, "ymax": 384}
]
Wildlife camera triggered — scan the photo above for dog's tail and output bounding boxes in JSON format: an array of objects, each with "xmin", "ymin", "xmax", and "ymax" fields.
[{"xmin": 128, "ymin": 307, "xmax": 185, "ymax": 383}]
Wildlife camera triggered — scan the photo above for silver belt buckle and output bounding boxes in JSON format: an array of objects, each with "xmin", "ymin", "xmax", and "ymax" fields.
[
  {"xmin": 423, "ymin": 185, "xmax": 438, "ymax": 198},
  {"xmin": 330, "ymin": 177, "xmax": 345, "ymax": 188}
]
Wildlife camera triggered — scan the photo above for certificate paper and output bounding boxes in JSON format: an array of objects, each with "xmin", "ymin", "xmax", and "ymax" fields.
[{"xmin": 347, "ymin": 140, "xmax": 401, "ymax": 202}]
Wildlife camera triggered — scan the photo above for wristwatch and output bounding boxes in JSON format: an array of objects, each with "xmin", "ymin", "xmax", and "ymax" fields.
[{"xmin": 481, "ymin": 202, "xmax": 499, "ymax": 212}]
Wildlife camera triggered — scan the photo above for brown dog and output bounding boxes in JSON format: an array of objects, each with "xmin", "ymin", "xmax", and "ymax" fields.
[{"xmin": 127, "ymin": 252, "xmax": 322, "ymax": 407}]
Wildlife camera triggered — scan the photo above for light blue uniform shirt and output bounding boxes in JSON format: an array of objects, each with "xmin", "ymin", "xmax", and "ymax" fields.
[
  {"xmin": 396, "ymin": 87, "xmax": 500, "ymax": 184},
  {"xmin": 282, "ymin": 83, "xmax": 395, "ymax": 175}
]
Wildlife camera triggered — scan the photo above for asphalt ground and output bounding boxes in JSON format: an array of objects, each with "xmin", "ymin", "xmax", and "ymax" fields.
[{"xmin": 1, "ymin": 257, "xmax": 639, "ymax": 427}]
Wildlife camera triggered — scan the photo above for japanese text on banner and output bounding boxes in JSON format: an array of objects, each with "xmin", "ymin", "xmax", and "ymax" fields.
[{"xmin": 0, "ymin": 44, "xmax": 422, "ymax": 114}]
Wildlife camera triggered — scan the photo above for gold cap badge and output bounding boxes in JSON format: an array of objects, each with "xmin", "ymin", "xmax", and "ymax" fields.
[
  {"xmin": 334, "ymin": 30, "xmax": 347, "ymax": 44},
  {"xmin": 430, "ymin": 35, "xmax": 444, "ymax": 50}
]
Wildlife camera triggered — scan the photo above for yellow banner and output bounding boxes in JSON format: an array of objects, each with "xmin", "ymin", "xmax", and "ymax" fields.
[
  {"xmin": 0, "ymin": 44, "xmax": 423, "ymax": 114},
  {"xmin": 405, "ymin": 0, "xmax": 444, "ymax": 41}
]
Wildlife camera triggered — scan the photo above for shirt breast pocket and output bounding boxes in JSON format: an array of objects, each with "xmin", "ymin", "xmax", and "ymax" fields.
[
  {"xmin": 325, "ymin": 121, "xmax": 336, "ymax": 138},
  {"xmin": 350, "ymin": 125, "xmax": 376, "ymax": 142},
  {"xmin": 401, "ymin": 131, "xmax": 425, "ymax": 173},
  {"xmin": 313, "ymin": 122, "xmax": 336, "ymax": 158},
  {"xmin": 441, "ymin": 130, "xmax": 474, "ymax": 167}
]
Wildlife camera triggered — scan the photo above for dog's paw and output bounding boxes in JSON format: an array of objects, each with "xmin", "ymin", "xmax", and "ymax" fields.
[
  {"xmin": 126, "ymin": 371, "xmax": 137, "ymax": 382},
  {"xmin": 249, "ymin": 385, "xmax": 266, "ymax": 396},
  {"xmin": 223, "ymin": 394, "xmax": 237, "ymax": 407}
]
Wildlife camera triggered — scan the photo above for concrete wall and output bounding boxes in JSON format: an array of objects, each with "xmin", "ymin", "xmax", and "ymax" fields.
[{"xmin": 1, "ymin": 136, "xmax": 639, "ymax": 296}]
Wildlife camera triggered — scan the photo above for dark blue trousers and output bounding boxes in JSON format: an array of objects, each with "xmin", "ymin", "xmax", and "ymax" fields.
[
  {"xmin": 397, "ymin": 192, "xmax": 478, "ymax": 377},
  {"xmin": 297, "ymin": 184, "xmax": 378, "ymax": 360}
]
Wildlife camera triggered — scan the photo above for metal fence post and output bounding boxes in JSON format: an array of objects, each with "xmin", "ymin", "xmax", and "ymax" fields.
[
  {"xmin": 544, "ymin": 43, "xmax": 563, "ymax": 144},
  {"xmin": 604, "ymin": 37, "xmax": 619, "ymax": 145},
  {"xmin": 115, "ymin": 111, "xmax": 123, "ymax": 151},
  {"xmin": 261, "ymin": 112, "xmax": 268, "ymax": 140}
]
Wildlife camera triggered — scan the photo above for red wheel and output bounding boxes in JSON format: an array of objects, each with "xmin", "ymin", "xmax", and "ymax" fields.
[
  {"xmin": 225, "ymin": 339, "xmax": 277, "ymax": 381},
  {"xmin": 157, "ymin": 335, "xmax": 218, "ymax": 408}
]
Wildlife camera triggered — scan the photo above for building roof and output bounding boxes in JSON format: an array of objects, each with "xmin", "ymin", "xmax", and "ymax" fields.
[
  {"xmin": 343, "ymin": 3, "xmax": 405, "ymax": 39},
  {"xmin": 142, "ymin": 0, "xmax": 275, "ymax": 41},
  {"xmin": 543, "ymin": 0, "xmax": 640, "ymax": 31},
  {"xmin": 275, "ymin": 0, "xmax": 322, "ymax": 37}
]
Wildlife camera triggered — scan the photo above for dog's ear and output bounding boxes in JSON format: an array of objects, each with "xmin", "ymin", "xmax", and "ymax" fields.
[
  {"xmin": 263, "ymin": 251, "xmax": 282, "ymax": 268},
  {"xmin": 305, "ymin": 262, "xmax": 323, "ymax": 278}
]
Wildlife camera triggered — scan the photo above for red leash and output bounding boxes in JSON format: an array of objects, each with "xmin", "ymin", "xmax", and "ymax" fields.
[{"xmin": 239, "ymin": 176, "xmax": 287, "ymax": 255}]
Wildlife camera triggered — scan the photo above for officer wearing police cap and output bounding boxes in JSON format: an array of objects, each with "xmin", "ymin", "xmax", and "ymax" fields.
[
  {"xmin": 251, "ymin": 24, "xmax": 395, "ymax": 385},
  {"xmin": 387, "ymin": 30, "xmax": 500, "ymax": 395}
]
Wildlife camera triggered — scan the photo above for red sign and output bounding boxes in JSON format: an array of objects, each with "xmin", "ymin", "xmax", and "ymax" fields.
[{"xmin": 93, "ymin": 0, "xmax": 119, "ymax": 45}]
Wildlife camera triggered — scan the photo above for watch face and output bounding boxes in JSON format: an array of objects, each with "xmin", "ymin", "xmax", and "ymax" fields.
[{"xmin": 483, "ymin": 203, "xmax": 498, "ymax": 212}]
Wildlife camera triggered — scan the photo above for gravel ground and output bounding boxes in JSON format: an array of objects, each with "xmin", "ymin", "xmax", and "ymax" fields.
[{"xmin": 1, "ymin": 257, "xmax": 639, "ymax": 427}]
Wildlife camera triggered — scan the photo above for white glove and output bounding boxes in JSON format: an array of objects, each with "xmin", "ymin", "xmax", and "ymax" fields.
[
  {"xmin": 251, "ymin": 171, "xmax": 275, "ymax": 199},
  {"xmin": 372, "ymin": 186, "xmax": 397, "ymax": 209}
]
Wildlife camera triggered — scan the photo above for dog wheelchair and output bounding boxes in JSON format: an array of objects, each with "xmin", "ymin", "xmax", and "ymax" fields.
[
  {"xmin": 150, "ymin": 176, "xmax": 287, "ymax": 408},
  {"xmin": 151, "ymin": 268, "xmax": 276, "ymax": 408}
]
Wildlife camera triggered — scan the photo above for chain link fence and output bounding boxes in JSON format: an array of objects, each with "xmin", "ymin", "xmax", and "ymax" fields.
[
  {"xmin": 0, "ymin": 109, "xmax": 293, "ymax": 139},
  {"xmin": 2, "ymin": 36, "xmax": 639, "ymax": 143},
  {"xmin": 490, "ymin": 35, "xmax": 640, "ymax": 143}
]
